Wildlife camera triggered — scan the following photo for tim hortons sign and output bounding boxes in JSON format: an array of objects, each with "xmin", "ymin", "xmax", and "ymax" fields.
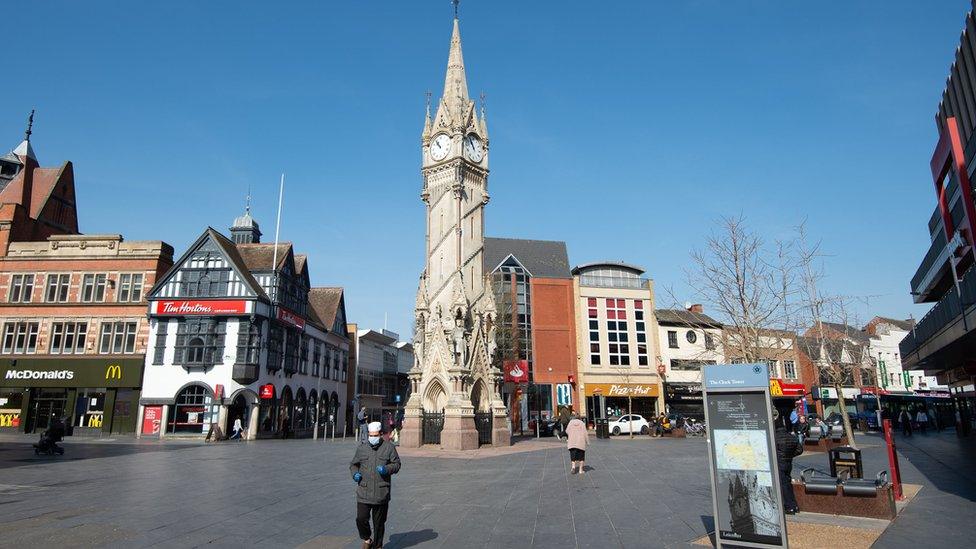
[{"xmin": 154, "ymin": 300, "xmax": 248, "ymax": 316}]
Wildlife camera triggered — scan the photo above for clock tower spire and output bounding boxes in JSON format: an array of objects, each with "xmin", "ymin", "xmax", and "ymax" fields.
[{"xmin": 402, "ymin": 8, "xmax": 509, "ymax": 451}]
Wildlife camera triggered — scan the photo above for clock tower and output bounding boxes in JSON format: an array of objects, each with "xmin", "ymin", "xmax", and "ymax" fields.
[{"xmin": 400, "ymin": 10, "xmax": 510, "ymax": 450}]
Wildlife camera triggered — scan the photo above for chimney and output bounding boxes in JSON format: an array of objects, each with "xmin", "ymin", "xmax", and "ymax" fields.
[{"xmin": 688, "ymin": 304, "xmax": 703, "ymax": 314}]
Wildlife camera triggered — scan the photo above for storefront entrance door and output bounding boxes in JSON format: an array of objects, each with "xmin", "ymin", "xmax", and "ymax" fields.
[{"xmin": 27, "ymin": 389, "xmax": 67, "ymax": 433}]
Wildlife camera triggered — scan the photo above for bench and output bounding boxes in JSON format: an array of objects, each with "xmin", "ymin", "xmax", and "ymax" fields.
[{"xmin": 793, "ymin": 468, "xmax": 895, "ymax": 519}]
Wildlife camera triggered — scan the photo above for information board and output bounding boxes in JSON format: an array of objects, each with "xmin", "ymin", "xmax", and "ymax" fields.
[{"xmin": 703, "ymin": 364, "xmax": 788, "ymax": 549}]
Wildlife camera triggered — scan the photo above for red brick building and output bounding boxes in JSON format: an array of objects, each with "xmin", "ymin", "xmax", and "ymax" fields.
[
  {"xmin": 484, "ymin": 237, "xmax": 577, "ymax": 433},
  {"xmin": 0, "ymin": 130, "xmax": 173, "ymax": 435}
]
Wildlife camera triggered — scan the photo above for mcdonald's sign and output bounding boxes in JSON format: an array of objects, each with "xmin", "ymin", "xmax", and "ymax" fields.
[{"xmin": 105, "ymin": 364, "xmax": 122, "ymax": 380}]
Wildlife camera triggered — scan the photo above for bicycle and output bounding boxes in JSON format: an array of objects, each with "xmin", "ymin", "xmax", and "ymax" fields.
[{"xmin": 684, "ymin": 419, "xmax": 707, "ymax": 437}]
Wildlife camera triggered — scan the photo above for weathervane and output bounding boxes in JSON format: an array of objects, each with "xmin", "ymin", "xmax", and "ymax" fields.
[
  {"xmin": 25, "ymin": 109, "xmax": 34, "ymax": 142},
  {"xmin": 245, "ymin": 184, "xmax": 251, "ymax": 215},
  {"xmin": 453, "ymin": 0, "xmax": 460, "ymax": 19}
]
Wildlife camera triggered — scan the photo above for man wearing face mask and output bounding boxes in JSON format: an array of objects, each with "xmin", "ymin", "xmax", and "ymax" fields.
[{"xmin": 350, "ymin": 421, "xmax": 401, "ymax": 549}]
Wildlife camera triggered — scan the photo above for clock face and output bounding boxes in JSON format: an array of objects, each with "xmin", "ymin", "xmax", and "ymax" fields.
[
  {"xmin": 463, "ymin": 134, "xmax": 485, "ymax": 162},
  {"xmin": 430, "ymin": 134, "xmax": 451, "ymax": 161}
]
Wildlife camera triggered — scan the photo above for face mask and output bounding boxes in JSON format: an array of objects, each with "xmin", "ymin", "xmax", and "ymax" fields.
[{"xmin": 368, "ymin": 436, "xmax": 381, "ymax": 445}]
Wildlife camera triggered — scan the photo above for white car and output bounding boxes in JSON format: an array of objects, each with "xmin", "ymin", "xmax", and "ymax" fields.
[{"xmin": 608, "ymin": 414, "xmax": 650, "ymax": 436}]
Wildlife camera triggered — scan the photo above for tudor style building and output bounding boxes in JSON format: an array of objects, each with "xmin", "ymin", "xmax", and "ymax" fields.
[{"xmin": 137, "ymin": 210, "xmax": 349, "ymax": 439}]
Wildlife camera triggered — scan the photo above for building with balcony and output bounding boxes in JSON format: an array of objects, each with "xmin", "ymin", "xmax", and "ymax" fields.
[
  {"xmin": 138, "ymin": 209, "xmax": 349, "ymax": 439},
  {"xmin": 899, "ymin": 2, "xmax": 976, "ymax": 417},
  {"xmin": 0, "ymin": 130, "xmax": 174, "ymax": 437},
  {"xmin": 485, "ymin": 237, "xmax": 576, "ymax": 434},
  {"xmin": 657, "ymin": 305, "xmax": 724, "ymax": 419},
  {"xmin": 574, "ymin": 262, "xmax": 661, "ymax": 423}
]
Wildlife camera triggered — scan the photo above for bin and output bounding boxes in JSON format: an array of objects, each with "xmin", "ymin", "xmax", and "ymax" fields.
[
  {"xmin": 594, "ymin": 418, "xmax": 610, "ymax": 439},
  {"xmin": 829, "ymin": 446, "xmax": 863, "ymax": 479}
]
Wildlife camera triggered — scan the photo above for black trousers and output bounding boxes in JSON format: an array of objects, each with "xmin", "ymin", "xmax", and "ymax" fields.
[
  {"xmin": 356, "ymin": 502, "xmax": 389, "ymax": 544},
  {"xmin": 779, "ymin": 462, "xmax": 798, "ymax": 512}
]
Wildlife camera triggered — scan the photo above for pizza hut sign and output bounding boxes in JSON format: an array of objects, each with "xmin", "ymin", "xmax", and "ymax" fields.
[{"xmin": 155, "ymin": 300, "xmax": 248, "ymax": 316}]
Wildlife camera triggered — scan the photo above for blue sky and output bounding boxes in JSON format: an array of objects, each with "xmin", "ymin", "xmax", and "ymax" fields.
[{"xmin": 4, "ymin": 1, "xmax": 970, "ymax": 336}]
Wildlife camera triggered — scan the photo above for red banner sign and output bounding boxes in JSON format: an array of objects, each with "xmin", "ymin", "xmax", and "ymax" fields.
[
  {"xmin": 259, "ymin": 384, "xmax": 275, "ymax": 399},
  {"xmin": 142, "ymin": 405, "xmax": 162, "ymax": 436},
  {"xmin": 155, "ymin": 300, "xmax": 248, "ymax": 316},
  {"xmin": 277, "ymin": 307, "xmax": 306, "ymax": 329},
  {"xmin": 214, "ymin": 384, "xmax": 224, "ymax": 399},
  {"xmin": 504, "ymin": 360, "xmax": 529, "ymax": 383}
]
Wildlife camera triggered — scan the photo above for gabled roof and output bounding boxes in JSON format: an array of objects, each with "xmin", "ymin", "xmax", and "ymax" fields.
[
  {"xmin": 655, "ymin": 309, "xmax": 721, "ymax": 328},
  {"xmin": 308, "ymin": 287, "xmax": 345, "ymax": 332},
  {"xmin": 814, "ymin": 322, "xmax": 870, "ymax": 344},
  {"xmin": 236, "ymin": 242, "xmax": 293, "ymax": 272},
  {"xmin": 484, "ymin": 237, "xmax": 571, "ymax": 278},
  {"xmin": 148, "ymin": 227, "xmax": 268, "ymax": 300},
  {"xmin": 0, "ymin": 159, "xmax": 75, "ymax": 220},
  {"xmin": 796, "ymin": 336, "xmax": 869, "ymax": 365},
  {"xmin": 867, "ymin": 317, "xmax": 915, "ymax": 332}
]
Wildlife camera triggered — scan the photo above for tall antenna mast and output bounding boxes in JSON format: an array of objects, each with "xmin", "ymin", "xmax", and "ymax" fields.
[{"xmin": 453, "ymin": 0, "xmax": 460, "ymax": 19}]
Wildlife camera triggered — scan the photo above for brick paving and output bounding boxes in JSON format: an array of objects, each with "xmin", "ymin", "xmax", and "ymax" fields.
[{"xmin": 0, "ymin": 430, "xmax": 970, "ymax": 548}]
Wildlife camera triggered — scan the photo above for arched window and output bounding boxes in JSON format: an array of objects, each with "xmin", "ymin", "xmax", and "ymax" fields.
[
  {"xmin": 168, "ymin": 384, "xmax": 213, "ymax": 434},
  {"xmin": 186, "ymin": 337, "xmax": 205, "ymax": 364}
]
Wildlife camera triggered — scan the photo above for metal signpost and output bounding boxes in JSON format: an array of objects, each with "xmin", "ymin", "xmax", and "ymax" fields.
[{"xmin": 703, "ymin": 364, "xmax": 789, "ymax": 549}]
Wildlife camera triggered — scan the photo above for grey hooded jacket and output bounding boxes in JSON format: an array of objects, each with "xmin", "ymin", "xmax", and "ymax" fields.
[{"xmin": 350, "ymin": 439, "xmax": 402, "ymax": 504}]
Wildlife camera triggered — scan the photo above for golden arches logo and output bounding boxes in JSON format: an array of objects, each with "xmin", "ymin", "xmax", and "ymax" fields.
[{"xmin": 105, "ymin": 364, "xmax": 122, "ymax": 380}]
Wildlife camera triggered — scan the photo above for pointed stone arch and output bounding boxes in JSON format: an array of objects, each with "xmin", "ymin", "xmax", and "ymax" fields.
[
  {"xmin": 424, "ymin": 378, "xmax": 448, "ymax": 412},
  {"xmin": 470, "ymin": 378, "xmax": 491, "ymax": 412}
]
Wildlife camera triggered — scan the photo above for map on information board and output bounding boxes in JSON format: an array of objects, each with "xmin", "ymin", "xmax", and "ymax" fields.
[{"xmin": 714, "ymin": 429, "xmax": 771, "ymax": 472}]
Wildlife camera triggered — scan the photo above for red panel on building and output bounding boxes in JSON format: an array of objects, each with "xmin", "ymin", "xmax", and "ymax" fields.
[
  {"xmin": 156, "ymin": 300, "xmax": 248, "ymax": 315},
  {"xmin": 504, "ymin": 360, "xmax": 529, "ymax": 383},
  {"xmin": 142, "ymin": 405, "xmax": 163, "ymax": 435},
  {"xmin": 276, "ymin": 307, "xmax": 306, "ymax": 329},
  {"xmin": 259, "ymin": 384, "xmax": 275, "ymax": 399}
]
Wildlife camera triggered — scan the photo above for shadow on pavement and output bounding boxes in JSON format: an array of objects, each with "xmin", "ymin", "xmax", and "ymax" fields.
[
  {"xmin": 0, "ymin": 442, "xmax": 203, "ymax": 469},
  {"xmin": 893, "ymin": 430, "xmax": 976, "ymax": 503},
  {"xmin": 386, "ymin": 528, "xmax": 438, "ymax": 548}
]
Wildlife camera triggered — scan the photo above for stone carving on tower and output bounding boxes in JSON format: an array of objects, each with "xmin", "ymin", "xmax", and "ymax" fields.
[{"xmin": 400, "ymin": 11, "xmax": 510, "ymax": 450}]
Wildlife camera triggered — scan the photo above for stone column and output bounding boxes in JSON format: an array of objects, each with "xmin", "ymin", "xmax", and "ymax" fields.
[
  {"xmin": 159, "ymin": 405, "xmax": 169, "ymax": 439},
  {"xmin": 440, "ymin": 373, "xmax": 478, "ymax": 451},
  {"xmin": 490, "ymin": 373, "xmax": 511, "ymax": 446},
  {"xmin": 135, "ymin": 405, "xmax": 145, "ymax": 438},
  {"xmin": 247, "ymin": 404, "xmax": 259, "ymax": 440}
]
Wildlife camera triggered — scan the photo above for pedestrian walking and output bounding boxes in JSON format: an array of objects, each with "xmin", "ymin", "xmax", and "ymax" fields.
[
  {"xmin": 898, "ymin": 408, "xmax": 913, "ymax": 437},
  {"xmin": 558, "ymin": 406, "xmax": 571, "ymax": 439},
  {"xmin": 566, "ymin": 416, "xmax": 587, "ymax": 475},
  {"xmin": 350, "ymin": 421, "xmax": 401, "ymax": 549},
  {"xmin": 230, "ymin": 417, "xmax": 244, "ymax": 440},
  {"xmin": 773, "ymin": 410, "xmax": 801, "ymax": 514},
  {"xmin": 916, "ymin": 408, "xmax": 929, "ymax": 435}
]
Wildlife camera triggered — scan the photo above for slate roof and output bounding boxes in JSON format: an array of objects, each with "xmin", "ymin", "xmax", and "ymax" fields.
[
  {"xmin": 796, "ymin": 335, "xmax": 869, "ymax": 364},
  {"xmin": 871, "ymin": 317, "xmax": 915, "ymax": 332},
  {"xmin": 308, "ymin": 287, "xmax": 344, "ymax": 331},
  {"xmin": 655, "ymin": 309, "xmax": 722, "ymax": 327},
  {"xmin": 819, "ymin": 322, "xmax": 871, "ymax": 344},
  {"xmin": 236, "ymin": 242, "xmax": 293, "ymax": 272},
  {"xmin": 484, "ymin": 237, "xmax": 571, "ymax": 278}
]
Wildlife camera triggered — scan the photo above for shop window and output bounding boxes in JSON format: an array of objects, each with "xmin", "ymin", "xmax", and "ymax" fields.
[
  {"xmin": 74, "ymin": 389, "xmax": 105, "ymax": 429},
  {"xmin": 667, "ymin": 330, "xmax": 678, "ymax": 349},
  {"xmin": 118, "ymin": 273, "xmax": 144, "ymax": 303},
  {"xmin": 81, "ymin": 273, "xmax": 108, "ymax": 302},
  {"xmin": 99, "ymin": 322, "xmax": 138, "ymax": 354},
  {"xmin": 2, "ymin": 322, "xmax": 39, "ymax": 354},
  {"xmin": 0, "ymin": 390, "xmax": 24, "ymax": 428},
  {"xmin": 705, "ymin": 332, "xmax": 716, "ymax": 350},
  {"xmin": 44, "ymin": 274, "xmax": 70, "ymax": 302},
  {"xmin": 169, "ymin": 384, "xmax": 213, "ymax": 433},
  {"xmin": 9, "ymin": 273, "xmax": 35, "ymax": 303},
  {"xmin": 49, "ymin": 322, "xmax": 88, "ymax": 354}
]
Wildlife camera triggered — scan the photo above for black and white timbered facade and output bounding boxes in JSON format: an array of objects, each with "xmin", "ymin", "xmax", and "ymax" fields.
[{"xmin": 137, "ymin": 222, "xmax": 350, "ymax": 439}]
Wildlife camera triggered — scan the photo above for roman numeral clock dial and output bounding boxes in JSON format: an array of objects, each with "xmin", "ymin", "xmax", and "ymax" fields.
[{"xmin": 430, "ymin": 133, "xmax": 451, "ymax": 161}]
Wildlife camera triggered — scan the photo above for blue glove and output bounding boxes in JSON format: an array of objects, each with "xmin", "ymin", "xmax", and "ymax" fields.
[
  {"xmin": 353, "ymin": 472, "xmax": 362, "ymax": 483},
  {"xmin": 376, "ymin": 465, "xmax": 387, "ymax": 475}
]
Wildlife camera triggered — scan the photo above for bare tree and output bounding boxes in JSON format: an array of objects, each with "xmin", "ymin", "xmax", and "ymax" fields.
[
  {"xmin": 795, "ymin": 225, "xmax": 861, "ymax": 447},
  {"xmin": 687, "ymin": 215, "xmax": 795, "ymax": 362}
]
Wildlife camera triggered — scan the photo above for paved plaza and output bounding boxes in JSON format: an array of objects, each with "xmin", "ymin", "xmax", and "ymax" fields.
[{"xmin": 0, "ymin": 431, "xmax": 972, "ymax": 548}]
